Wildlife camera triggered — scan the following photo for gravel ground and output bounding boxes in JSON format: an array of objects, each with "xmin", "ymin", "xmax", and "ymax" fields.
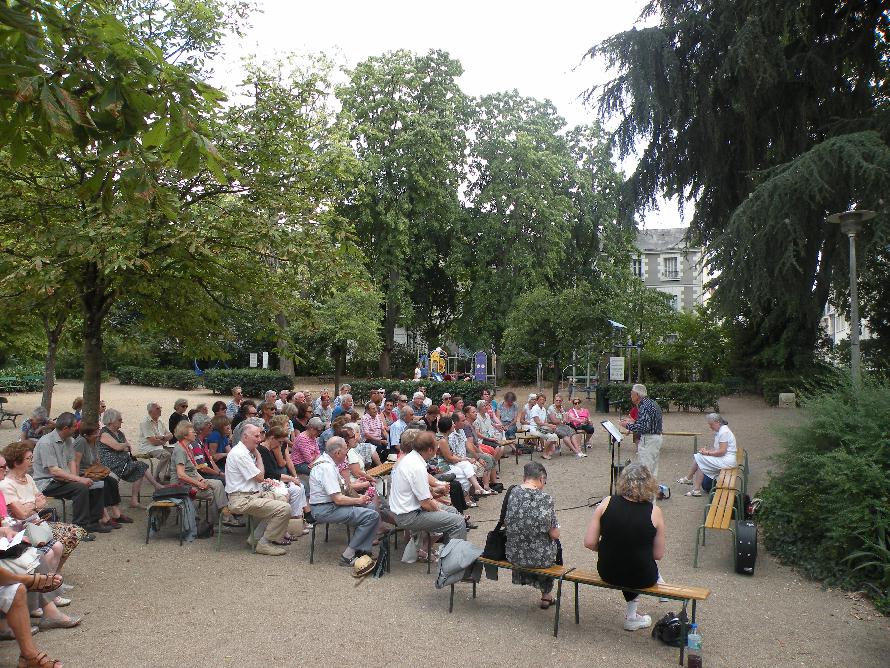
[{"xmin": 0, "ymin": 380, "xmax": 887, "ymax": 667}]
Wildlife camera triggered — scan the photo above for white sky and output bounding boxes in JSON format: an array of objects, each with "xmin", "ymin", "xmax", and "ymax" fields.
[{"xmin": 212, "ymin": 0, "xmax": 685, "ymax": 228}]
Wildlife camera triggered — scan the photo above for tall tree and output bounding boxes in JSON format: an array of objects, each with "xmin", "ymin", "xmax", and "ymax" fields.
[
  {"xmin": 457, "ymin": 91, "xmax": 578, "ymax": 352},
  {"xmin": 589, "ymin": 0, "xmax": 890, "ymax": 371},
  {"xmin": 338, "ymin": 49, "xmax": 469, "ymax": 375}
]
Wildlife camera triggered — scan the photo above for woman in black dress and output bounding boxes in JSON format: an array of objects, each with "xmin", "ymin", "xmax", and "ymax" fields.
[{"xmin": 583, "ymin": 463, "xmax": 666, "ymax": 631}]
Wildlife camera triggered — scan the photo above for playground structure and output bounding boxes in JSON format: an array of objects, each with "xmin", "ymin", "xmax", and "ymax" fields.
[{"xmin": 418, "ymin": 347, "xmax": 497, "ymax": 386}]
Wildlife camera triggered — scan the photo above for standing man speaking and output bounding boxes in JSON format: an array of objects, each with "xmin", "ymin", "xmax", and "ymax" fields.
[{"xmin": 620, "ymin": 384, "xmax": 663, "ymax": 481}]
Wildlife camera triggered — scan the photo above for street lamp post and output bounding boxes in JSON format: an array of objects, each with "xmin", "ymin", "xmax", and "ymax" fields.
[{"xmin": 827, "ymin": 209, "xmax": 876, "ymax": 389}]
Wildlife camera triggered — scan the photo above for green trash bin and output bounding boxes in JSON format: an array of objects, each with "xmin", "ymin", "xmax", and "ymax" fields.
[{"xmin": 596, "ymin": 386, "xmax": 609, "ymax": 413}]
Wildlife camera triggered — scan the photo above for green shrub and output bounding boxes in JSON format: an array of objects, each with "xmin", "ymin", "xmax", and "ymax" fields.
[
  {"xmin": 758, "ymin": 374, "xmax": 890, "ymax": 615},
  {"xmin": 203, "ymin": 369, "xmax": 294, "ymax": 398},
  {"xmin": 603, "ymin": 382, "xmax": 724, "ymax": 412},
  {"xmin": 115, "ymin": 366, "xmax": 201, "ymax": 390},
  {"xmin": 761, "ymin": 375, "xmax": 804, "ymax": 406},
  {"xmin": 344, "ymin": 379, "xmax": 493, "ymax": 406}
]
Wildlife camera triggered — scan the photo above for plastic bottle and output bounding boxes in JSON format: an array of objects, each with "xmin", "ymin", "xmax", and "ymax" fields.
[{"xmin": 687, "ymin": 623, "xmax": 702, "ymax": 668}]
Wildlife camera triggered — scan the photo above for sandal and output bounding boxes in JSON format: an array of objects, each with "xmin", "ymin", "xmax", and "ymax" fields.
[
  {"xmin": 676, "ymin": 477, "xmax": 693, "ymax": 485},
  {"xmin": 685, "ymin": 489, "xmax": 703, "ymax": 497},
  {"xmin": 38, "ymin": 614, "xmax": 81, "ymax": 630},
  {"xmin": 539, "ymin": 595, "xmax": 555, "ymax": 609},
  {"xmin": 17, "ymin": 651, "xmax": 62, "ymax": 667},
  {"xmin": 28, "ymin": 574, "xmax": 62, "ymax": 594},
  {"xmin": 466, "ymin": 500, "xmax": 478, "ymax": 508},
  {"xmin": 270, "ymin": 537, "xmax": 293, "ymax": 546}
]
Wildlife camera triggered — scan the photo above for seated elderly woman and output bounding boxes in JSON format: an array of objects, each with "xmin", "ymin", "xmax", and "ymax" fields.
[
  {"xmin": 1, "ymin": 443, "xmax": 88, "ymax": 565},
  {"xmin": 583, "ymin": 463, "xmax": 666, "ymax": 631},
  {"xmin": 547, "ymin": 394, "xmax": 586, "ymax": 458},
  {"xmin": 0, "ymin": 565, "xmax": 66, "ymax": 668},
  {"xmin": 20, "ymin": 407, "xmax": 53, "ymax": 448},
  {"xmin": 523, "ymin": 394, "xmax": 559, "ymax": 458},
  {"xmin": 189, "ymin": 414, "xmax": 225, "ymax": 482},
  {"xmin": 436, "ymin": 416, "xmax": 490, "ymax": 502},
  {"xmin": 0, "ymin": 455, "xmax": 81, "ymax": 631},
  {"xmin": 72, "ymin": 423, "xmax": 131, "ymax": 527},
  {"xmin": 206, "ymin": 415, "xmax": 232, "ymax": 468},
  {"xmin": 676, "ymin": 413, "xmax": 737, "ymax": 497},
  {"xmin": 98, "ymin": 408, "xmax": 163, "ymax": 509},
  {"xmin": 504, "ymin": 461, "xmax": 561, "ymax": 609},
  {"xmin": 257, "ymin": 425, "xmax": 313, "ymax": 542},
  {"xmin": 496, "ymin": 392, "xmax": 519, "ymax": 440},
  {"xmin": 170, "ymin": 422, "xmax": 228, "ymax": 534}
]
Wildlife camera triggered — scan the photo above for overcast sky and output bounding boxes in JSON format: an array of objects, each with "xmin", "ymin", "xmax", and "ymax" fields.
[{"xmin": 212, "ymin": 0, "xmax": 684, "ymax": 227}]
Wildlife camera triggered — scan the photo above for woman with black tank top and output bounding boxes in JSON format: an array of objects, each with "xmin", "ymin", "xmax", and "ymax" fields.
[{"xmin": 584, "ymin": 463, "xmax": 666, "ymax": 631}]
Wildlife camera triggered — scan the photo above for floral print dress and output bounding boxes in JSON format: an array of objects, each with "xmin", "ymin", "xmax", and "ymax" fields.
[{"xmin": 504, "ymin": 486, "xmax": 559, "ymax": 593}]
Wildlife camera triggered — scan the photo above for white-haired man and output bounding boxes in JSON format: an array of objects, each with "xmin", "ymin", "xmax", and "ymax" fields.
[
  {"xmin": 224, "ymin": 423, "xmax": 292, "ymax": 556},
  {"xmin": 620, "ymin": 384, "xmax": 664, "ymax": 480},
  {"xmin": 137, "ymin": 402, "xmax": 173, "ymax": 482}
]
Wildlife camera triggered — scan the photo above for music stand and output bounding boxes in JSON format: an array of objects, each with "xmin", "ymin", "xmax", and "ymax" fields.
[{"xmin": 601, "ymin": 420, "xmax": 624, "ymax": 496}]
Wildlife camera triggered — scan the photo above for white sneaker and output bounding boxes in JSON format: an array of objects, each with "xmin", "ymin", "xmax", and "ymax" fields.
[
  {"xmin": 623, "ymin": 614, "xmax": 652, "ymax": 631},
  {"xmin": 576, "ymin": 452, "xmax": 588, "ymax": 458}
]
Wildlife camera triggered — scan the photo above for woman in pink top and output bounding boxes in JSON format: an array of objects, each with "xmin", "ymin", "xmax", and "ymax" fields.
[{"xmin": 567, "ymin": 398, "xmax": 596, "ymax": 444}]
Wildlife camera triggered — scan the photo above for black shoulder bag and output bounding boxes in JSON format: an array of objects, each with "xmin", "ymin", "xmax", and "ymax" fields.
[{"xmin": 482, "ymin": 485, "xmax": 516, "ymax": 560}]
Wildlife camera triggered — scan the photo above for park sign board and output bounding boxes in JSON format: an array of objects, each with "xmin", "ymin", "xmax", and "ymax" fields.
[{"xmin": 609, "ymin": 356, "xmax": 625, "ymax": 381}]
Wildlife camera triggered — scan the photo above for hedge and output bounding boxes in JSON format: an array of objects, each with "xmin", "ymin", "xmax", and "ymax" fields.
[
  {"xmin": 604, "ymin": 382, "xmax": 725, "ymax": 412},
  {"xmin": 343, "ymin": 379, "xmax": 493, "ymax": 406},
  {"xmin": 203, "ymin": 369, "xmax": 294, "ymax": 398},
  {"xmin": 760, "ymin": 375, "xmax": 804, "ymax": 406},
  {"xmin": 115, "ymin": 366, "xmax": 202, "ymax": 391}
]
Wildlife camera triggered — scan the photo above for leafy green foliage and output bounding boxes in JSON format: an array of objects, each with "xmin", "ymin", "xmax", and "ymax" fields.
[
  {"xmin": 646, "ymin": 305, "xmax": 730, "ymax": 382},
  {"xmin": 758, "ymin": 375, "xmax": 890, "ymax": 613},
  {"xmin": 115, "ymin": 366, "xmax": 200, "ymax": 390},
  {"xmin": 589, "ymin": 1, "xmax": 890, "ymax": 371},
  {"xmin": 604, "ymin": 382, "xmax": 724, "ymax": 413},
  {"xmin": 203, "ymin": 368, "xmax": 293, "ymax": 398},
  {"xmin": 760, "ymin": 375, "xmax": 805, "ymax": 407}
]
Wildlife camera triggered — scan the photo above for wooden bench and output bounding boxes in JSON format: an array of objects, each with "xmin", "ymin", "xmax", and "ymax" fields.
[
  {"xmin": 694, "ymin": 484, "xmax": 739, "ymax": 567},
  {"xmin": 366, "ymin": 461, "xmax": 394, "ymax": 496},
  {"xmin": 215, "ymin": 506, "xmax": 256, "ymax": 552},
  {"xmin": 146, "ymin": 500, "xmax": 184, "ymax": 545},
  {"xmin": 513, "ymin": 427, "xmax": 540, "ymax": 463},
  {"xmin": 0, "ymin": 397, "xmax": 22, "ymax": 427},
  {"xmin": 564, "ymin": 569, "xmax": 710, "ymax": 665},
  {"xmin": 448, "ymin": 557, "xmax": 574, "ymax": 636}
]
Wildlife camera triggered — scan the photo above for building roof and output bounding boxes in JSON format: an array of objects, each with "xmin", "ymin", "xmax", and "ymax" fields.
[{"xmin": 635, "ymin": 227, "xmax": 699, "ymax": 253}]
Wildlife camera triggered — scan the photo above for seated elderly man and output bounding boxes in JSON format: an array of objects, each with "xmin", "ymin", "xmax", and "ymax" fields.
[
  {"xmin": 330, "ymin": 393, "xmax": 354, "ymax": 421},
  {"xmin": 223, "ymin": 423, "xmax": 292, "ymax": 556},
  {"xmin": 274, "ymin": 390, "xmax": 291, "ymax": 412},
  {"xmin": 137, "ymin": 401, "xmax": 173, "ymax": 482},
  {"xmin": 333, "ymin": 384, "xmax": 352, "ymax": 409},
  {"xmin": 309, "ymin": 436, "xmax": 380, "ymax": 567},
  {"xmin": 360, "ymin": 401, "xmax": 388, "ymax": 452},
  {"xmin": 409, "ymin": 391, "xmax": 427, "ymax": 418},
  {"xmin": 20, "ymin": 406, "xmax": 54, "ymax": 447},
  {"xmin": 385, "ymin": 406, "xmax": 413, "ymax": 462},
  {"xmin": 33, "ymin": 412, "xmax": 106, "ymax": 534},
  {"xmin": 389, "ymin": 431, "xmax": 467, "ymax": 550}
]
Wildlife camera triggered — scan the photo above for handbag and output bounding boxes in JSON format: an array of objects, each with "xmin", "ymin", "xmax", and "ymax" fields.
[
  {"xmin": 24, "ymin": 521, "xmax": 53, "ymax": 547},
  {"xmin": 83, "ymin": 463, "xmax": 111, "ymax": 480},
  {"xmin": 152, "ymin": 485, "xmax": 194, "ymax": 500},
  {"xmin": 481, "ymin": 485, "xmax": 516, "ymax": 560},
  {"xmin": 0, "ymin": 545, "xmax": 42, "ymax": 575}
]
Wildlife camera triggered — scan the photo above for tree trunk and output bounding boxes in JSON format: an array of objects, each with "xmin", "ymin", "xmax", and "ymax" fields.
[
  {"xmin": 551, "ymin": 357, "xmax": 561, "ymax": 397},
  {"xmin": 333, "ymin": 343, "xmax": 346, "ymax": 393},
  {"xmin": 379, "ymin": 269, "xmax": 399, "ymax": 378},
  {"xmin": 275, "ymin": 313, "xmax": 295, "ymax": 378},
  {"xmin": 39, "ymin": 316, "xmax": 66, "ymax": 415},
  {"xmin": 79, "ymin": 264, "xmax": 114, "ymax": 425}
]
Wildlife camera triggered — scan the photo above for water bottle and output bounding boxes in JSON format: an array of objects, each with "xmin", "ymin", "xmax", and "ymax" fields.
[{"xmin": 687, "ymin": 623, "xmax": 702, "ymax": 668}]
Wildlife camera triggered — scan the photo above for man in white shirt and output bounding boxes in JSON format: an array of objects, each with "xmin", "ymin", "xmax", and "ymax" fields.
[
  {"xmin": 309, "ymin": 436, "xmax": 380, "ymax": 567},
  {"xmin": 274, "ymin": 390, "xmax": 290, "ymax": 412},
  {"xmin": 389, "ymin": 432, "xmax": 466, "ymax": 544},
  {"xmin": 224, "ymin": 423, "xmax": 292, "ymax": 556},
  {"xmin": 137, "ymin": 402, "xmax": 172, "ymax": 482}
]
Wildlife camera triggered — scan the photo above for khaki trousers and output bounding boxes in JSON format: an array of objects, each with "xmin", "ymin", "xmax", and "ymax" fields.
[{"xmin": 227, "ymin": 491, "xmax": 290, "ymax": 542}]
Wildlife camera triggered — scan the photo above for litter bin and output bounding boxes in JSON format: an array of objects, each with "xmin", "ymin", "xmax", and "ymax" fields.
[{"xmin": 596, "ymin": 386, "xmax": 610, "ymax": 413}]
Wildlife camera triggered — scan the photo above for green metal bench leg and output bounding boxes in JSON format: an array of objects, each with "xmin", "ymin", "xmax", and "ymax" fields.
[
  {"xmin": 427, "ymin": 533, "xmax": 432, "ymax": 574},
  {"xmin": 449, "ymin": 583, "xmax": 455, "ymax": 612},
  {"xmin": 553, "ymin": 575, "xmax": 565, "ymax": 637},
  {"xmin": 309, "ymin": 523, "xmax": 316, "ymax": 564},
  {"xmin": 693, "ymin": 434, "xmax": 698, "ymax": 455},
  {"xmin": 145, "ymin": 510, "xmax": 152, "ymax": 545},
  {"xmin": 574, "ymin": 581, "xmax": 580, "ymax": 624},
  {"xmin": 693, "ymin": 525, "xmax": 705, "ymax": 567},
  {"xmin": 178, "ymin": 505, "xmax": 183, "ymax": 546},
  {"xmin": 216, "ymin": 512, "xmax": 223, "ymax": 551},
  {"xmin": 679, "ymin": 600, "xmax": 688, "ymax": 665},
  {"xmin": 472, "ymin": 581, "xmax": 476, "ymax": 598}
]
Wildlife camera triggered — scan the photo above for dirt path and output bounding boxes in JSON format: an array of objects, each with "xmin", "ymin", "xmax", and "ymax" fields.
[{"xmin": 0, "ymin": 381, "xmax": 887, "ymax": 667}]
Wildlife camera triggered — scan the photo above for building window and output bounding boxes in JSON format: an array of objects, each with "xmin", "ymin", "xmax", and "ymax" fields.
[
  {"xmin": 663, "ymin": 256, "xmax": 679, "ymax": 280},
  {"xmin": 632, "ymin": 257, "xmax": 643, "ymax": 278}
]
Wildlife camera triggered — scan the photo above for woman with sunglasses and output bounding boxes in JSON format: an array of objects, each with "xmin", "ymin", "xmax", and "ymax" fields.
[{"xmin": 567, "ymin": 398, "xmax": 595, "ymax": 449}]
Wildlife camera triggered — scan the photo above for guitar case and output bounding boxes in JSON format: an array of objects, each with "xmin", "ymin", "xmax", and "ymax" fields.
[{"xmin": 735, "ymin": 520, "xmax": 757, "ymax": 575}]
